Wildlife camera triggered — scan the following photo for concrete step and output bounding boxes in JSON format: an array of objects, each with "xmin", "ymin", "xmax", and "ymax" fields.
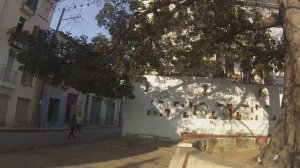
[{"xmin": 169, "ymin": 137, "xmax": 257, "ymax": 168}]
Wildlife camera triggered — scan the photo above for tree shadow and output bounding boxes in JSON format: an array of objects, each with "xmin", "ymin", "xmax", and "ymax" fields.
[
  {"xmin": 123, "ymin": 75, "xmax": 282, "ymax": 140},
  {"xmin": 0, "ymin": 137, "xmax": 176, "ymax": 168}
]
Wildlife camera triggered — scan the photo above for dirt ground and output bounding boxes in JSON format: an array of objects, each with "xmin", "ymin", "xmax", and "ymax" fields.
[
  {"xmin": 204, "ymin": 149, "xmax": 262, "ymax": 168},
  {"xmin": 0, "ymin": 137, "xmax": 178, "ymax": 168},
  {"xmin": 208, "ymin": 149, "xmax": 260, "ymax": 162}
]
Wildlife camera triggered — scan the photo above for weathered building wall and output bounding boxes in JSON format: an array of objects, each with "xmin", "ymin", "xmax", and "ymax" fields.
[
  {"xmin": 0, "ymin": 0, "xmax": 56, "ymax": 126},
  {"xmin": 122, "ymin": 75, "xmax": 283, "ymax": 141},
  {"xmin": 40, "ymin": 84, "xmax": 122, "ymax": 128}
]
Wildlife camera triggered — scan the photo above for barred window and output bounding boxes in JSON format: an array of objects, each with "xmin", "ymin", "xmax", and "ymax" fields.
[{"xmin": 25, "ymin": 0, "xmax": 38, "ymax": 12}]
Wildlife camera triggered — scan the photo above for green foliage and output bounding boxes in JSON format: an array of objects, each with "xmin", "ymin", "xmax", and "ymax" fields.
[
  {"xmin": 8, "ymin": 0, "xmax": 285, "ymax": 100},
  {"xmin": 96, "ymin": 0, "xmax": 284, "ymax": 77},
  {"xmin": 7, "ymin": 29, "xmax": 135, "ymax": 99}
]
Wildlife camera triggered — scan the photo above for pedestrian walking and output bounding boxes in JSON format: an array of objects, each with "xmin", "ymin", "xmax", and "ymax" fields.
[
  {"xmin": 76, "ymin": 114, "xmax": 82, "ymax": 134},
  {"xmin": 68, "ymin": 114, "xmax": 77, "ymax": 138}
]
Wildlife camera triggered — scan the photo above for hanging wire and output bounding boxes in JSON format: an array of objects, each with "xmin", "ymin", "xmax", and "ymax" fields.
[{"xmin": 59, "ymin": 19, "xmax": 75, "ymax": 30}]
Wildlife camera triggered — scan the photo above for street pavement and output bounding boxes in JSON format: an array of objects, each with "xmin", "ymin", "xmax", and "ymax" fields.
[
  {"xmin": 0, "ymin": 137, "xmax": 176, "ymax": 168},
  {"xmin": 0, "ymin": 127, "xmax": 121, "ymax": 152}
]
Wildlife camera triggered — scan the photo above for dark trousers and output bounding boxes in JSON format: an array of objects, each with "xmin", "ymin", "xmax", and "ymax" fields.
[
  {"xmin": 76, "ymin": 124, "xmax": 81, "ymax": 134},
  {"xmin": 68, "ymin": 126, "xmax": 76, "ymax": 138}
]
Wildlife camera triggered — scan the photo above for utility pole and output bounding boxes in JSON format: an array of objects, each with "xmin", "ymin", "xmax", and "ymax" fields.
[
  {"xmin": 56, "ymin": 7, "xmax": 66, "ymax": 32},
  {"xmin": 33, "ymin": 7, "xmax": 66, "ymax": 127},
  {"xmin": 33, "ymin": 4, "xmax": 83, "ymax": 127},
  {"xmin": 55, "ymin": 7, "xmax": 81, "ymax": 32}
]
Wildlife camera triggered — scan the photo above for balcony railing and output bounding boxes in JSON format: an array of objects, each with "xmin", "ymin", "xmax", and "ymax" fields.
[
  {"xmin": 8, "ymin": 28, "xmax": 24, "ymax": 49},
  {"xmin": 21, "ymin": 1, "xmax": 37, "ymax": 16},
  {"xmin": 0, "ymin": 67, "xmax": 18, "ymax": 85},
  {"xmin": 9, "ymin": 39, "xmax": 24, "ymax": 49}
]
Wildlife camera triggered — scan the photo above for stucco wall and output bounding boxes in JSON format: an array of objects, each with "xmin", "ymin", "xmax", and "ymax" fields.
[
  {"xmin": 40, "ymin": 85, "xmax": 67, "ymax": 127},
  {"xmin": 122, "ymin": 75, "xmax": 283, "ymax": 141},
  {"xmin": 0, "ymin": 0, "xmax": 56, "ymax": 126},
  {"xmin": 40, "ymin": 85, "xmax": 86, "ymax": 127}
]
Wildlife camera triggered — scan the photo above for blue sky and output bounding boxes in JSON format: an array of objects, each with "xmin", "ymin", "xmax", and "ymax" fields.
[{"xmin": 50, "ymin": 0, "xmax": 110, "ymax": 40}]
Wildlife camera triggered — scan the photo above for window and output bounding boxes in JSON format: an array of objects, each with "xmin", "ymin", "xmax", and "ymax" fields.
[
  {"xmin": 0, "ymin": 94, "xmax": 9, "ymax": 125},
  {"xmin": 25, "ymin": 0, "xmax": 38, "ymax": 12},
  {"xmin": 16, "ymin": 17, "xmax": 25, "ymax": 33},
  {"xmin": 15, "ymin": 97, "xmax": 30, "ymax": 126},
  {"xmin": 21, "ymin": 71, "xmax": 34, "ymax": 87},
  {"xmin": 3, "ymin": 56, "xmax": 17, "ymax": 83}
]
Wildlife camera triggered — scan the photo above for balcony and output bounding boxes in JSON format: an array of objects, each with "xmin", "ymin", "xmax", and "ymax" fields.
[
  {"xmin": 9, "ymin": 40, "xmax": 23, "ymax": 49},
  {"xmin": 0, "ymin": 67, "xmax": 18, "ymax": 89},
  {"xmin": 8, "ymin": 29, "xmax": 24, "ymax": 49},
  {"xmin": 21, "ymin": 1, "xmax": 36, "ymax": 16}
]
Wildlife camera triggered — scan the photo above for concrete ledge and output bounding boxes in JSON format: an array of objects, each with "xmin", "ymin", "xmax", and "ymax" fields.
[
  {"xmin": 178, "ymin": 139, "xmax": 207, "ymax": 151},
  {"xmin": 125, "ymin": 133, "xmax": 172, "ymax": 141},
  {"xmin": 169, "ymin": 137, "xmax": 257, "ymax": 168},
  {"xmin": 168, "ymin": 147, "xmax": 198, "ymax": 168},
  {"xmin": 177, "ymin": 140, "xmax": 194, "ymax": 148},
  {"xmin": 178, "ymin": 137, "xmax": 256, "ymax": 153}
]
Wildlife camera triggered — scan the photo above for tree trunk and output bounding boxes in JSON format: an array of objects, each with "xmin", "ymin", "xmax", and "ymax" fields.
[{"xmin": 258, "ymin": 0, "xmax": 300, "ymax": 167}]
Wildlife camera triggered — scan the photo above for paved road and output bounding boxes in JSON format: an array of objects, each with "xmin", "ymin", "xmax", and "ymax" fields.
[
  {"xmin": 0, "ymin": 137, "xmax": 175, "ymax": 168},
  {"xmin": 0, "ymin": 127, "xmax": 121, "ymax": 152}
]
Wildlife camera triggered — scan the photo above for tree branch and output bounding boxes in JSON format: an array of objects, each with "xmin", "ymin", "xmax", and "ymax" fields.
[
  {"xmin": 134, "ymin": 0, "xmax": 198, "ymax": 22},
  {"xmin": 251, "ymin": 13, "xmax": 282, "ymax": 30},
  {"xmin": 136, "ymin": 0, "xmax": 281, "ymax": 29},
  {"xmin": 233, "ymin": 39, "xmax": 262, "ymax": 56}
]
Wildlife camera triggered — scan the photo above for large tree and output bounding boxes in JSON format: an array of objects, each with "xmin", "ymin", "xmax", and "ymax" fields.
[
  {"xmin": 8, "ymin": 29, "xmax": 135, "ymax": 99},
  {"xmin": 95, "ymin": 0, "xmax": 298, "ymax": 167},
  {"xmin": 8, "ymin": 0, "xmax": 299, "ymax": 166}
]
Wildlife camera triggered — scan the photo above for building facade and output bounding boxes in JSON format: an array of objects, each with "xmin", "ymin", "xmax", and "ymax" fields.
[
  {"xmin": 0, "ymin": 0, "xmax": 56, "ymax": 126},
  {"xmin": 39, "ymin": 84, "xmax": 123, "ymax": 128}
]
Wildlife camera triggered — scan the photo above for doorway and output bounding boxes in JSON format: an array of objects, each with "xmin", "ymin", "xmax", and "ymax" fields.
[
  {"xmin": 90, "ymin": 97, "xmax": 102, "ymax": 125},
  {"xmin": 47, "ymin": 98, "xmax": 59, "ymax": 124},
  {"xmin": 65, "ymin": 93, "xmax": 78, "ymax": 123},
  {"xmin": 105, "ymin": 100, "xmax": 115, "ymax": 125}
]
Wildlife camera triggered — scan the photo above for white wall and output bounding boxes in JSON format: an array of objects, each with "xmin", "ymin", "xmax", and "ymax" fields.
[
  {"xmin": 122, "ymin": 75, "xmax": 283, "ymax": 141},
  {"xmin": 0, "ymin": 0, "xmax": 6, "ymax": 17}
]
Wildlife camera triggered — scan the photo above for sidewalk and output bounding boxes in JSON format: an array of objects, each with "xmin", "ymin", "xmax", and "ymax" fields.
[
  {"xmin": 0, "ymin": 126, "xmax": 121, "ymax": 153},
  {"xmin": 0, "ymin": 125, "xmax": 116, "ymax": 132}
]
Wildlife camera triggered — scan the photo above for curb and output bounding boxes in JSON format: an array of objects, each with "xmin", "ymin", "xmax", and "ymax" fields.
[
  {"xmin": 0, "ymin": 126, "xmax": 120, "ymax": 132},
  {"xmin": 124, "ymin": 137, "xmax": 177, "ymax": 154}
]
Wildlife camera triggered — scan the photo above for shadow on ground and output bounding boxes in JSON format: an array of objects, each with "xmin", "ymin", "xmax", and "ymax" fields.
[{"xmin": 0, "ymin": 137, "xmax": 177, "ymax": 168}]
